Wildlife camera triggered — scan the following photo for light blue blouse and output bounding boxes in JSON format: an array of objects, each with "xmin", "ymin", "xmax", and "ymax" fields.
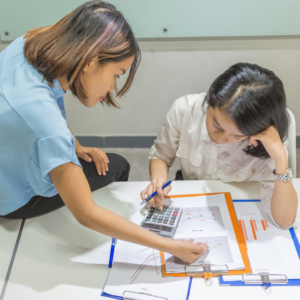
[{"xmin": 0, "ymin": 37, "xmax": 82, "ymax": 216}]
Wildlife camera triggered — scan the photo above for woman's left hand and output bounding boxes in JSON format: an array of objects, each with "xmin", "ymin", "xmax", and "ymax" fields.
[
  {"xmin": 75, "ymin": 145, "xmax": 109, "ymax": 176},
  {"xmin": 248, "ymin": 126, "xmax": 287, "ymax": 163}
]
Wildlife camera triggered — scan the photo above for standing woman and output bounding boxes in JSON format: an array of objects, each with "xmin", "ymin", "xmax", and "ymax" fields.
[{"xmin": 0, "ymin": 1, "xmax": 208, "ymax": 262}]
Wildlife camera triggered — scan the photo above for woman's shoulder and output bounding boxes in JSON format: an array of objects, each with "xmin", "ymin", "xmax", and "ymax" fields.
[
  {"xmin": 1, "ymin": 38, "xmax": 52, "ymax": 100},
  {"xmin": 171, "ymin": 92, "xmax": 207, "ymax": 113},
  {"xmin": 174, "ymin": 92, "xmax": 206, "ymax": 106},
  {"xmin": 0, "ymin": 38, "xmax": 66, "ymax": 138},
  {"xmin": 165, "ymin": 93, "xmax": 207, "ymax": 135}
]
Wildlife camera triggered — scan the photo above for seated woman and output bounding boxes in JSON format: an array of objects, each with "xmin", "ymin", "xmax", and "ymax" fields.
[{"xmin": 141, "ymin": 63, "xmax": 299, "ymax": 229}]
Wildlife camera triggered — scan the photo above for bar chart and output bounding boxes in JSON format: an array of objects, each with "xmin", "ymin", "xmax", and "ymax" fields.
[
  {"xmin": 237, "ymin": 212, "xmax": 283, "ymax": 268},
  {"xmin": 238, "ymin": 216, "xmax": 269, "ymax": 243},
  {"xmin": 231, "ymin": 202, "xmax": 300, "ymax": 278}
]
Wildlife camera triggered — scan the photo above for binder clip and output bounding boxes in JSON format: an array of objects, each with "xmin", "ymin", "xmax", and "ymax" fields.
[
  {"xmin": 185, "ymin": 262, "xmax": 229, "ymax": 286},
  {"xmin": 123, "ymin": 290, "xmax": 168, "ymax": 300},
  {"xmin": 242, "ymin": 273, "xmax": 288, "ymax": 290}
]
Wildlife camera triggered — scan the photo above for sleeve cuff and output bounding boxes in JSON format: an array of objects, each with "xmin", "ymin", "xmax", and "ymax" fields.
[{"xmin": 27, "ymin": 134, "xmax": 82, "ymax": 196}]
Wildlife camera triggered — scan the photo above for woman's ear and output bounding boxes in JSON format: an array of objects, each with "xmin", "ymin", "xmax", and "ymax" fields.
[{"xmin": 83, "ymin": 57, "xmax": 97, "ymax": 73}]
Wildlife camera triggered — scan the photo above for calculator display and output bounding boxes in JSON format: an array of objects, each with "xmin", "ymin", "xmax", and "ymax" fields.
[{"xmin": 142, "ymin": 223, "xmax": 173, "ymax": 232}]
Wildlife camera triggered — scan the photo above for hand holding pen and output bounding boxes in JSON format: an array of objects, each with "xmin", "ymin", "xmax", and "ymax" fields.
[{"xmin": 140, "ymin": 179, "xmax": 173, "ymax": 209}]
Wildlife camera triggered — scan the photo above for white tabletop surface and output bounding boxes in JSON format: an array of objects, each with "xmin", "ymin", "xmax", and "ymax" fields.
[{"xmin": 2, "ymin": 179, "xmax": 300, "ymax": 300}]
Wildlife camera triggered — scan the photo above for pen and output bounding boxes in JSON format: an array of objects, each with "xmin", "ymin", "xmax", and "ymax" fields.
[
  {"xmin": 108, "ymin": 238, "xmax": 116, "ymax": 268},
  {"xmin": 140, "ymin": 180, "xmax": 173, "ymax": 205}
]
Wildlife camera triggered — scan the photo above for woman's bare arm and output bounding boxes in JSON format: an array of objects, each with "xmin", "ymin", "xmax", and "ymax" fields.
[
  {"xmin": 49, "ymin": 162, "xmax": 208, "ymax": 263},
  {"xmin": 249, "ymin": 126, "xmax": 298, "ymax": 229}
]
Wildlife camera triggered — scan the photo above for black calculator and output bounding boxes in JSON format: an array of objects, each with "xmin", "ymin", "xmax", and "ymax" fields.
[{"xmin": 140, "ymin": 205, "xmax": 182, "ymax": 238}]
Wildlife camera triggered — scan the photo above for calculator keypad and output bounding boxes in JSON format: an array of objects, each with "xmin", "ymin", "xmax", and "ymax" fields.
[{"xmin": 145, "ymin": 205, "xmax": 181, "ymax": 226}]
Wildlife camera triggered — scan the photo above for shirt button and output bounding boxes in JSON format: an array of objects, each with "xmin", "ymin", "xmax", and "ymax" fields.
[{"xmin": 235, "ymin": 175, "xmax": 239, "ymax": 179}]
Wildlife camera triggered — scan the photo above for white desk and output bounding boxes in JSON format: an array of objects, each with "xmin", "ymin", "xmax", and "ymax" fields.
[{"xmin": 3, "ymin": 180, "xmax": 300, "ymax": 299}]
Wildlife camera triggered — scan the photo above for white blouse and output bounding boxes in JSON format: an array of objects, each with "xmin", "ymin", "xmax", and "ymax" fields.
[{"xmin": 149, "ymin": 93, "xmax": 300, "ymax": 228}]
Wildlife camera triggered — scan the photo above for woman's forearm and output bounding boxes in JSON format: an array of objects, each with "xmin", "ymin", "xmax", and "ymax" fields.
[
  {"xmin": 49, "ymin": 162, "xmax": 208, "ymax": 263},
  {"xmin": 271, "ymin": 157, "xmax": 298, "ymax": 229},
  {"xmin": 50, "ymin": 162, "xmax": 171, "ymax": 252},
  {"xmin": 149, "ymin": 158, "xmax": 169, "ymax": 181},
  {"xmin": 86, "ymin": 205, "xmax": 172, "ymax": 252}
]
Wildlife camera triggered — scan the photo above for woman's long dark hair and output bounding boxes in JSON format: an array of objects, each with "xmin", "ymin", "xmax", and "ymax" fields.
[
  {"xmin": 204, "ymin": 63, "xmax": 289, "ymax": 159},
  {"xmin": 24, "ymin": 1, "xmax": 141, "ymax": 107}
]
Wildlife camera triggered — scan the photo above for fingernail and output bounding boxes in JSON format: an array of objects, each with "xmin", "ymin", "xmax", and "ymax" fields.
[
  {"xmin": 159, "ymin": 206, "xmax": 163, "ymax": 210},
  {"xmin": 106, "ymin": 168, "xmax": 108, "ymax": 171},
  {"xmin": 98, "ymin": 172, "xmax": 101, "ymax": 175}
]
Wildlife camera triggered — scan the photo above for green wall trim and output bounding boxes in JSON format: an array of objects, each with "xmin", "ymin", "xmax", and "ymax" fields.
[{"xmin": 1, "ymin": 0, "xmax": 300, "ymax": 41}]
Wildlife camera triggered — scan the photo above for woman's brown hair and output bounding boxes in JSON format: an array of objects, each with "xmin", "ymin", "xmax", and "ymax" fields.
[{"xmin": 24, "ymin": 0, "xmax": 141, "ymax": 107}]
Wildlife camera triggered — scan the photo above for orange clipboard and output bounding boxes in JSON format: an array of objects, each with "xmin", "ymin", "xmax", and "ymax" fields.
[{"xmin": 160, "ymin": 192, "xmax": 251, "ymax": 278}]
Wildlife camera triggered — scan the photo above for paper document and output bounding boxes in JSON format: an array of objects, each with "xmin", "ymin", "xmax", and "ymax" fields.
[
  {"xmin": 103, "ymin": 216, "xmax": 191, "ymax": 300},
  {"xmin": 164, "ymin": 236, "xmax": 234, "ymax": 273},
  {"xmin": 223, "ymin": 202, "xmax": 300, "ymax": 281},
  {"xmin": 70, "ymin": 215, "xmax": 143, "ymax": 265},
  {"xmin": 123, "ymin": 291, "xmax": 167, "ymax": 300},
  {"xmin": 176, "ymin": 206, "xmax": 225, "ymax": 234},
  {"xmin": 70, "ymin": 240, "xmax": 112, "ymax": 265},
  {"xmin": 163, "ymin": 194, "xmax": 245, "ymax": 272},
  {"xmin": 113, "ymin": 239, "xmax": 163, "ymax": 267}
]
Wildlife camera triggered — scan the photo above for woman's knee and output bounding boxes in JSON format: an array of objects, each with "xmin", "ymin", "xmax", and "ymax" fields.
[{"xmin": 106, "ymin": 153, "xmax": 130, "ymax": 177}]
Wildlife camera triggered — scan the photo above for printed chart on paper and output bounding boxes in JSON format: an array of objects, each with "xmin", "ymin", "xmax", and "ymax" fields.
[
  {"xmin": 104, "ymin": 240, "xmax": 191, "ymax": 300},
  {"xmin": 176, "ymin": 206, "xmax": 225, "ymax": 234},
  {"xmin": 173, "ymin": 236, "xmax": 233, "ymax": 265},
  {"xmin": 232, "ymin": 202, "xmax": 300, "ymax": 278},
  {"xmin": 238, "ymin": 211, "xmax": 283, "ymax": 266}
]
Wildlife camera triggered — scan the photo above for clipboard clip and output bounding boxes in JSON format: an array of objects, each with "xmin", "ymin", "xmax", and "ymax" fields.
[
  {"xmin": 123, "ymin": 290, "xmax": 168, "ymax": 300},
  {"xmin": 185, "ymin": 262, "xmax": 229, "ymax": 281},
  {"xmin": 242, "ymin": 272, "xmax": 288, "ymax": 289},
  {"xmin": 260, "ymin": 273, "xmax": 272, "ymax": 289}
]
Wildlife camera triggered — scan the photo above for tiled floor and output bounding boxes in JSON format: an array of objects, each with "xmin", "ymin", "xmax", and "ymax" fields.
[
  {"xmin": 0, "ymin": 219, "xmax": 23, "ymax": 295},
  {"xmin": 103, "ymin": 148, "xmax": 181, "ymax": 182},
  {"xmin": 103, "ymin": 148, "xmax": 300, "ymax": 181}
]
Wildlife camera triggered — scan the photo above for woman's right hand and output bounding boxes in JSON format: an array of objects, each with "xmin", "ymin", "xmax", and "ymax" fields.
[
  {"xmin": 167, "ymin": 239, "xmax": 209, "ymax": 263},
  {"xmin": 140, "ymin": 178, "xmax": 172, "ymax": 210}
]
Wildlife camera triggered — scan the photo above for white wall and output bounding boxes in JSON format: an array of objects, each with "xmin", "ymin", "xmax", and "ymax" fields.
[{"xmin": 1, "ymin": 37, "xmax": 300, "ymax": 135}]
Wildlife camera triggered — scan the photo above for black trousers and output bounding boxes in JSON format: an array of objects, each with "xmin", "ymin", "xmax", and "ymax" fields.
[
  {"xmin": 175, "ymin": 169, "xmax": 184, "ymax": 181},
  {"xmin": 2, "ymin": 153, "xmax": 130, "ymax": 219}
]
